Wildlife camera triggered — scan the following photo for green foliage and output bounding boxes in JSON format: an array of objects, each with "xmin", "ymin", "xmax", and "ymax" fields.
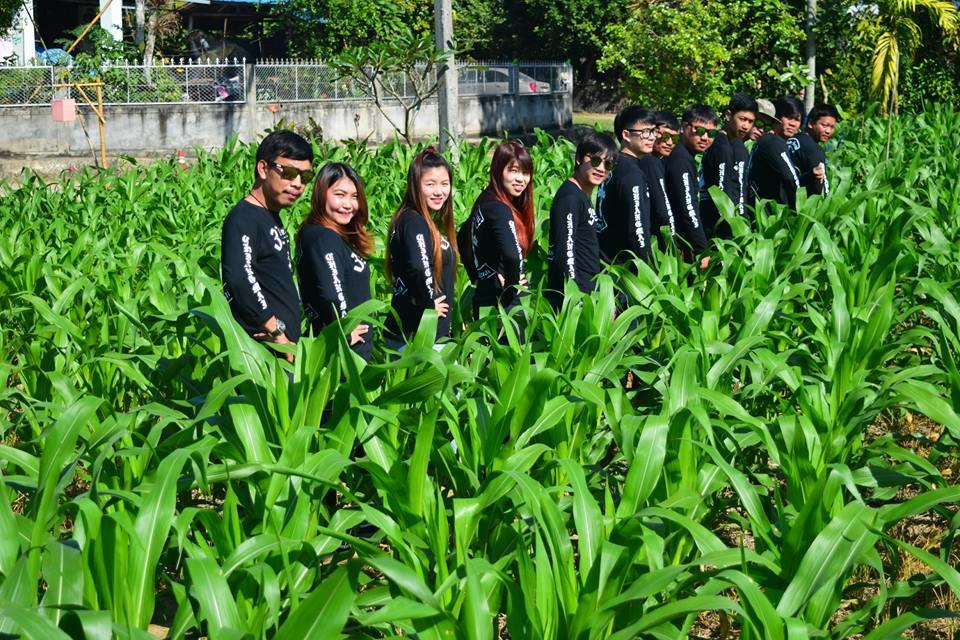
[
  {"xmin": 0, "ymin": 0, "xmax": 21, "ymax": 36},
  {"xmin": 598, "ymin": 0, "xmax": 803, "ymax": 111},
  {"xmin": 1, "ymin": 107, "xmax": 960, "ymax": 638},
  {"xmin": 277, "ymin": 0, "xmax": 433, "ymax": 59}
]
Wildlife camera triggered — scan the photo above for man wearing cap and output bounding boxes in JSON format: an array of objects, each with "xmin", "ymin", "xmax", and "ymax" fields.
[{"xmin": 748, "ymin": 96, "xmax": 802, "ymax": 210}]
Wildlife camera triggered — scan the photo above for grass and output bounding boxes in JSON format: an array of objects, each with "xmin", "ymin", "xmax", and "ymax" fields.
[{"xmin": 572, "ymin": 111, "xmax": 616, "ymax": 131}]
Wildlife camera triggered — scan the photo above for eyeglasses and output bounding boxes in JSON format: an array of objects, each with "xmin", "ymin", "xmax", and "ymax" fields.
[
  {"xmin": 625, "ymin": 127, "xmax": 658, "ymax": 139},
  {"xmin": 269, "ymin": 162, "xmax": 315, "ymax": 183},
  {"xmin": 688, "ymin": 125, "xmax": 718, "ymax": 139},
  {"xmin": 586, "ymin": 155, "xmax": 615, "ymax": 171},
  {"xmin": 658, "ymin": 131, "xmax": 680, "ymax": 144}
]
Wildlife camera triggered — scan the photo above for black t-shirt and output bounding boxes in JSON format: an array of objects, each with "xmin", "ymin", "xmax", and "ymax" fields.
[
  {"xmin": 787, "ymin": 131, "xmax": 828, "ymax": 196},
  {"xmin": 385, "ymin": 209, "xmax": 455, "ymax": 341},
  {"xmin": 220, "ymin": 199, "xmax": 301, "ymax": 342},
  {"xmin": 296, "ymin": 224, "xmax": 373, "ymax": 360},
  {"xmin": 596, "ymin": 153, "xmax": 651, "ymax": 264},
  {"xmin": 730, "ymin": 138, "xmax": 750, "ymax": 217},
  {"xmin": 547, "ymin": 180, "xmax": 601, "ymax": 304},
  {"xmin": 637, "ymin": 154, "xmax": 676, "ymax": 247},
  {"xmin": 748, "ymin": 134, "xmax": 800, "ymax": 209},
  {"xmin": 663, "ymin": 144, "xmax": 709, "ymax": 256},
  {"xmin": 468, "ymin": 199, "xmax": 525, "ymax": 309},
  {"xmin": 700, "ymin": 131, "xmax": 737, "ymax": 236}
]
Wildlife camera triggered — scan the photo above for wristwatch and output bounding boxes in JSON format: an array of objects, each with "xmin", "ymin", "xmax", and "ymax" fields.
[{"xmin": 267, "ymin": 319, "xmax": 286, "ymax": 338}]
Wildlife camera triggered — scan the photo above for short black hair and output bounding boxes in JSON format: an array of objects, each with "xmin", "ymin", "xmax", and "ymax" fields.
[
  {"xmin": 726, "ymin": 92, "xmax": 758, "ymax": 116},
  {"xmin": 614, "ymin": 105, "xmax": 656, "ymax": 143},
  {"xmin": 654, "ymin": 111, "xmax": 680, "ymax": 131},
  {"xmin": 806, "ymin": 103, "xmax": 840, "ymax": 126},
  {"xmin": 255, "ymin": 130, "xmax": 313, "ymax": 179},
  {"xmin": 575, "ymin": 131, "xmax": 618, "ymax": 166},
  {"xmin": 682, "ymin": 104, "xmax": 718, "ymax": 126},
  {"xmin": 774, "ymin": 96, "xmax": 804, "ymax": 120}
]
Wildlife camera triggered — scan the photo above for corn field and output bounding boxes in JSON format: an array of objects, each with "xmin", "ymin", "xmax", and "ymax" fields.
[{"xmin": 1, "ymin": 106, "xmax": 959, "ymax": 640}]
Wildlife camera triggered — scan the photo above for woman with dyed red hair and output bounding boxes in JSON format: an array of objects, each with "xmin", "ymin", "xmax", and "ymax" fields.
[{"xmin": 460, "ymin": 141, "xmax": 535, "ymax": 315}]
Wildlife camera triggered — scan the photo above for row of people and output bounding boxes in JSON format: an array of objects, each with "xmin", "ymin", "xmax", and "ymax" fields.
[{"xmin": 221, "ymin": 97, "xmax": 839, "ymax": 357}]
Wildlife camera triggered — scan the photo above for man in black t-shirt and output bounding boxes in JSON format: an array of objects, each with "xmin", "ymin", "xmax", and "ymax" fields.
[
  {"xmin": 597, "ymin": 105, "xmax": 658, "ymax": 266},
  {"xmin": 221, "ymin": 130, "xmax": 314, "ymax": 361},
  {"xmin": 748, "ymin": 96, "xmax": 803, "ymax": 210},
  {"xmin": 788, "ymin": 103, "xmax": 839, "ymax": 197},
  {"xmin": 664, "ymin": 104, "xmax": 717, "ymax": 263},
  {"xmin": 701, "ymin": 93, "xmax": 756, "ymax": 238}
]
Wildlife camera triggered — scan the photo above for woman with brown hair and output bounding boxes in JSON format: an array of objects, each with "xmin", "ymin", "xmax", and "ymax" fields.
[
  {"xmin": 296, "ymin": 162, "xmax": 374, "ymax": 360},
  {"xmin": 459, "ymin": 141, "xmax": 534, "ymax": 315},
  {"xmin": 384, "ymin": 148, "xmax": 457, "ymax": 348}
]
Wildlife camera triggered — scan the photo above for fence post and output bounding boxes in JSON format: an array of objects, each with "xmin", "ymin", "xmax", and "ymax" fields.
[
  {"xmin": 510, "ymin": 62, "xmax": 519, "ymax": 96},
  {"xmin": 243, "ymin": 61, "xmax": 257, "ymax": 141}
]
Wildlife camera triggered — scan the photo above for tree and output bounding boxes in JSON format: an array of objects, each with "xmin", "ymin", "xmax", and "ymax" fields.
[
  {"xmin": 0, "ymin": 0, "xmax": 20, "ymax": 36},
  {"xmin": 871, "ymin": 0, "xmax": 958, "ymax": 114},
  {"xmin": 331, "ymin": 28, "xmax": 452, "ymax": 143}
]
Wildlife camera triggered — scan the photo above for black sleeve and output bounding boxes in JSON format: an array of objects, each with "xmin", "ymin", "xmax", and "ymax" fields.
[
  {"xmin": 718, "ymin": 145, "xmax": 739, "ymax": 203},
  {"xmin": 665, "ymin": 159, "xmax": 708, "ymax": 255},
  {"xmin": 649, "ymin": 170, "xmax": 676, "ymax": 236},
  {"xmin": 221, "ymin": 211, "xmax": 272, "ymax": 327},
  {"xmin": 396, "ymin": 215, "xmax": 439, "ymax": 306},
  {"xmin": 775, "ymin": 146, "xmax": 801, "ymax": 209},
  {"xmin": 549, "ymin": 190, "xmax": 578, "ymax": 283},
  {"xmin": 487, "ymin": 203, "xmax": 523, "ymax": 287},
  {"xmin": 619, "ymin": 166, "xmax": 651, "ymax": 261},
  {"xmin": 304, "ymin": 241, "xmax": 348, "ymax": 325}
]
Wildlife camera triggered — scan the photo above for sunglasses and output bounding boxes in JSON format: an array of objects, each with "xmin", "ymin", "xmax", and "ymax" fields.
[
  {"xmin": 659, "ymin": 131, "xmax": 680, "ymax": 144},
  {"xmin": 586, "ymin": 155, "xmax": 615, "ymax": 171},
  {"xmin": 269, "ymin": 162, "xmax": 315, "ymax": 183},
  {"xmin": 625, "ymin": 127, "xmax": 658, "ymax": 139},
  {"xmin": 689, "ymin": 125, "xmax": 719, "ymax": 139}
]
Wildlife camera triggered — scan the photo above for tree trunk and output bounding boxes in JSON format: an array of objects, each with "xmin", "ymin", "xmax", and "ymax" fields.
[
  {"xmin": 804, "ymin": 0, "xmax": 817, "ymax": 113},
  {"xmin": 144, "ymin": 9, "xmax": 158, "ymax": 85},
  {"xmin": 134, "ymin": 0, "xmax": 146, "ymax": 45}
]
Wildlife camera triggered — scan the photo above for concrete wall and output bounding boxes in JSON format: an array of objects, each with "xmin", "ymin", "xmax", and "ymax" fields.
[{"xmin": 0, "ymin": 86, "xmax": 571, "ymax": 156}]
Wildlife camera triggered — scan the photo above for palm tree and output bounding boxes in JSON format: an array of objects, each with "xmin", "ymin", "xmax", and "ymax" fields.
[{"xmin": 870, "ymin": 0, "xmax": 958, "ymax": 157}]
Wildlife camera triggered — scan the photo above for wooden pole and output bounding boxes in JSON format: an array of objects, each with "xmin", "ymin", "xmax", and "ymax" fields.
[
  {"xmin": 65, "ymin": 0, "xmax": 116, "ymax": 55},
  {"xmin": 95, "ymin": 83, "xmax": 107, "ymax": 168}
]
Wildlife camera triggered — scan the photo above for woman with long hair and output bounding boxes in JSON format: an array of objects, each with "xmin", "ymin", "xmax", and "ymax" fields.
[
  {"xmin": 384, "ymin": 148, "xmax": 457, "ymax": 347},
  {"xmin": 459, "ymin": 141, "xmax": 534, "ymax": 314},
  {"xmin": 296, "ymin": 162, "xmax": 374, "ymax": 360}
]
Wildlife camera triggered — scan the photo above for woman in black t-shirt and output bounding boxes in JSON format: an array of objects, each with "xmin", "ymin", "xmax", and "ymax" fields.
[
  {"xmin": 459, "ymin": 141, "xmax": 535, "ymax": 315},
  {"xmin": 296, "ymin": 163, "xmax": 374, "ymax": 360},
  {"xmin": 384, "ymin": 149, "xmax": 458, "ymax": 348}
]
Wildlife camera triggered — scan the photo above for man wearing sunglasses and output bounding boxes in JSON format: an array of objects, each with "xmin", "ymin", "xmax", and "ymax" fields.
[
  {"xmin": 748, "ymin": 95, "xmax": 802, "ymax": 210},
  {"xmin": 597, "ymin": 105, "xmax": 658, "ymax": 266},
  {"xmin": 653, "ymin": 112, "xmax": 681, "ymax": 160},
  {"xmin": 221, "ymin": 130, "xmax": 314, "ymax": 360},
  {"xmin": 664, "ymin": 104, "xmax": 716, "ymax": 261},
  {"xmin": 701, "ymin": 93, "xmax": 758, "ymax": 239}
]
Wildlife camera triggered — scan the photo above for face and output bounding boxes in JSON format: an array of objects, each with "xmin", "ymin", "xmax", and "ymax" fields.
[
  {"xmin": 654, "ymin": 126, "xmax": 679, "ymax": 157},
  {"xmin": 621, "ymin": 122, "xmax": 657, "ymax": 156},
  {"xmin": 419, "ymin": 166, "xmax": 451, "ymax": 212},
  {"xmin": 749, "ymin": 123, "xmax": 765, "ymax": 141},
  {"xmin": 577, "ymin": 152, "xmax": 613, "ymax": 187},
  {"xmin": 809, "ymin": 116, "xmax": 837, "ymax": 143},
  {"xmin": 501, "ymin": 161, "xmax": 531, "ymax": 198},
  {"xmin": 258, "ymin": 155, "xmax": 313, "ymax": 208},
  {"xmin": 727, "ymin": 110, "xmax": 756, "ymax": 141},
  {"xmin": 778, "ymin": 114, "xmax": 802, "ymax": 138},
  {"xmin": 682, "ymin": 119, "xmax": 717, "ymax": 153},
  {"xmin": 324, "ymin": 176, "xmax": 359, "ymax": 226}
]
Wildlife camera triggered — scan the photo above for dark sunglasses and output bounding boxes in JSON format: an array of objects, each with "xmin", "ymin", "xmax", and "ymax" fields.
[
  {"xmin": 586, "ymin": 155, "xmax": 615, "ymax": 171},
  {"xmin": 690, "ymin": 125, "xmax": 718, "ymax": 139},
  {"xmin": 659, "ymin": 131, "xmax": 680, "ymax": 144},
  {"xmin": 269, "ymin": 162, "xmax": 315, "ymax": 183}
]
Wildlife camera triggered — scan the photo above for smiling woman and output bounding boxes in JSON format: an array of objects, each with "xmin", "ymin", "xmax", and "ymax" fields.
[{"xmin": 296, "ymin": 162, "xmax": 374, "ymax": 360}]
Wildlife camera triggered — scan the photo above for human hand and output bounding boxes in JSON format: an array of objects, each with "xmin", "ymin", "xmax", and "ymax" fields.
[
  {"xmin": 434, "ymin": 295, "xmax": 449, "ymax": 318},
  {"xmin": 350, "ymin": 324, "xmax": 370, "ymax": 345},
  {"xmin": 813, "ymin": 163, "xmax": 825, "ymax": 183},
  {"xmin": 699, "ymin": 255, "xmax": 712, "ymax": 270}
]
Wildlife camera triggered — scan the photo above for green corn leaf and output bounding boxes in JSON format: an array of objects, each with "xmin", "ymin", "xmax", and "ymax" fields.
[{"xmin": 274, "ymin": 565, "xmax": 356, "ymax": 640}]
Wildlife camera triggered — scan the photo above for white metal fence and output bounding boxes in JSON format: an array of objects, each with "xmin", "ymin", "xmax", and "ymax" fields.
[{"xmin": 0, "ymin": 58, "xmax": 571, "ymax": 107}]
